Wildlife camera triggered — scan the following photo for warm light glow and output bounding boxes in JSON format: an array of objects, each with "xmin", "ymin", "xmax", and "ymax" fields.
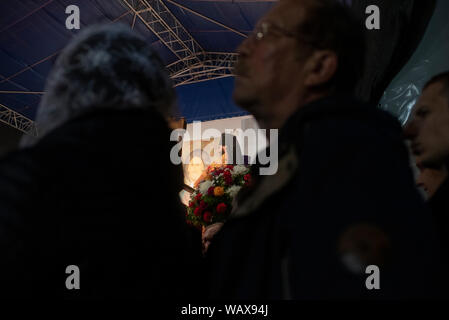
[{"xmin": 186, "ymin": 156, "xmax": 205, "ymax": 187}]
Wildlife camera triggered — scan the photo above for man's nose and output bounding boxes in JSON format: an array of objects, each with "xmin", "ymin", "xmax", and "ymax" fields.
[{"xmin": 237, "ymin": 34, "xmax": 254, "ymax": 57}]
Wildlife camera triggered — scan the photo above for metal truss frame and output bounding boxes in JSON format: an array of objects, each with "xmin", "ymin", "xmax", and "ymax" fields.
[
  {"xmin": 167, "ymin": 52, "xmax": 238, "ymax": 86},
  {"xmin": 0, "ymin": 103, "xmax": 37, "ymax": 136},
  {"xmin": 121, "ymin": 0, "xmax": 205, "ymax": 66},
  {"xmin": 164, "ymin": 0, "xmax": 248, "ymax": 38},
  {"xmin": 120, "ymin": 0, "xmax": 239, "ymax": 86},
  {"xmin": 0, "ymin": 0, "xmax": 245, "ymax": 134}
]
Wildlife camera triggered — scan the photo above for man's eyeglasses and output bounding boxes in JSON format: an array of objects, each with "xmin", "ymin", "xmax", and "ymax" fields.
[
  {"xmin": 249, "ymin": 21, "xmax": 319, "ymax": 48},
  {"xmin": 251, "ymin": 21, "xmax": 297, "ymax": 41}
]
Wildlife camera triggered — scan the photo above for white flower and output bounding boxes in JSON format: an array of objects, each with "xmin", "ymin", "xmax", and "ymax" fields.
[
  {"xmin": 232, "ymin": 165, "xmax": 249, "ymax": 176},
  {"xmin": 199, "ymin": 180, "xmax": 213, "ymax": 195},
  {"xmin": 226, "ymin": 185, "xmax": 242, "ymax": 198}
]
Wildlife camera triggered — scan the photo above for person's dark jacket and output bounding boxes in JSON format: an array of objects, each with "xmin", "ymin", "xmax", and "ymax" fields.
[
  {"xmin": 0, "ymin": 107, "xmax": 201, "ymax": 299},
  {"xmin": 429, "ymin": 175, "xmax": 449, "ymax": 279},
  {"xmin": 206, "ymin": 95, "xmax": 442, "ymax": 299}
]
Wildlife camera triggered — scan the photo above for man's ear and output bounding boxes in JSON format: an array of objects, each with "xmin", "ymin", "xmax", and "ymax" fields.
[{"xmin": 303, "ymin": 50, "xmax": 338, "ymax": 87}]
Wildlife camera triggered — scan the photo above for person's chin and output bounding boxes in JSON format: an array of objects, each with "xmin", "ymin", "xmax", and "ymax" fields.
[
  {"xmin": 233, "ymin": 92, "xmax": 256, "ymax": 112},
  {"xmin": 234, "ymin": 75, "xmax": 249, "ymax": 90},
  {"xmin": 233, "ymin": 85, "xmax": 249, "ymax": 105},
  {"xmin": 233, "ymin": 80, "xmax": 260, "ymax": 110}
]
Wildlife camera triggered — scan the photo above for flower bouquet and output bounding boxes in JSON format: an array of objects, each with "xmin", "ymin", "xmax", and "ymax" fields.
[{"xmin": 186, "ymin": 164, "xmax": 251, "ymax": 228}]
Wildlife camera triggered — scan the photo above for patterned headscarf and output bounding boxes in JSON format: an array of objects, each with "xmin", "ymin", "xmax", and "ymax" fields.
[{"xmin": 21, "ymin": 23, "xmax": 176, "ymax": 147}]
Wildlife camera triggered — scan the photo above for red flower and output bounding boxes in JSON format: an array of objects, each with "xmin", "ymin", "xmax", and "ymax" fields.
[
  {"xmin": 200, "ymin": 200, "xmax": 207, "ymax": 210},
  {"xmin": 226, "ymin": 165, "xmax": 234, "ymax": 170},
  {"xmin": 195, "ymin": 193, "xmax": 202, "ymax": 201},
  {"xmin": 223, "ymin": 170, "xmax": 232, "ymax": 184},
  {"xmin": 203, "ymin": 211, "xmax": 212, "ymax": 223},
  {"xmin": 194, "ymin": 207, "xmax": 202, "ymax": 217},
  {"xmin": 188, "ymin": 201, "xmax": 194, "ymax": 208},
  {"xmin": 207, "ymin": 186, "xmax": 215, "ymax": 196},
  {"xmin": 216, "ymin": 203, "xmax": 227, "ymax": 214},
  {"xmin": 224, "ymin": 175, "xmax": 233, "ymax": 185},
  {"xmin": 244, "ymin": 173, "xmax": 251, "ymax": 185}
]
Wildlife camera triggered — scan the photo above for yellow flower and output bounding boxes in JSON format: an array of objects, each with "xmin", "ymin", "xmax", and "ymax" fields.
[{"xmin": 214, "ymin": 186, "xmax": 224, "ymax": 197}]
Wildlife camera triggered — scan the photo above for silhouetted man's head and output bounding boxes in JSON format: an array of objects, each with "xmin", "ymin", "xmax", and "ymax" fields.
[
  {"xmin": 404, "ymin": 71, "xmax": 449, "ymax": 168},
  {"xmin": 233, "ymin": 0, "xmax": 364, "ymax": 129}
]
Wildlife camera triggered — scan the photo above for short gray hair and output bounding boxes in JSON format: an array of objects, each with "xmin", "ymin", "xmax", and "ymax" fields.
[{"xmin": 21, "ymin": 23, "xmax": 176, "ymax": 147}]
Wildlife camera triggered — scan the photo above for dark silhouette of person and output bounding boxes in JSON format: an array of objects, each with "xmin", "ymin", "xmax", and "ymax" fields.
[
  {"xmin": 404, "ymin": 71, "xmax": 449, "ymax": 295},
  {"xmin": 0, "ymin": 24, "xmax": 201, "ymax": 299},
  {"xmin": 205, "ymin": 0, "xmax": 441, "ymax": 299}
]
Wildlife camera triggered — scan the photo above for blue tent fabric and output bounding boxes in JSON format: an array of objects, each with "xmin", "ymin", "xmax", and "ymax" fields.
[
  {"xmin": 176, "ymin": 77, "xmax": 248, "ymax": 123},
  {"xmin": 0, "ymin": 0, "xmax": 274, "ymax": 123}
]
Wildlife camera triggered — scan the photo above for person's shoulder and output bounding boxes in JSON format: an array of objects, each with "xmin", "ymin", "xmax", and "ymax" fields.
[
  {"xmin": 52, "ymin": 108, "xmax": 166, "ymax": 138},
  {"xmin": 299, "ymin": 96, "xmax": 403, "ymax": 146},
  {"xmin": 31, "ymin": 108, "xmax": 170, "ymax": 158}
]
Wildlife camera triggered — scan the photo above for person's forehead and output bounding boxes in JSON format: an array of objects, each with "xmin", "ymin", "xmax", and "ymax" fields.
[
  {"xmin": 424, "ymin": 81, "xmax": 446, "ymax": 96},
  {"xmin": 417, "ymin": 82, "xmax": 448, "ymax": 107}
]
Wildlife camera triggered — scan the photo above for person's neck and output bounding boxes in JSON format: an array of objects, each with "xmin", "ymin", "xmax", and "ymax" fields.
[{"xmin": 256, "ymin": 90, "xmax": 329, "ymax": 131}]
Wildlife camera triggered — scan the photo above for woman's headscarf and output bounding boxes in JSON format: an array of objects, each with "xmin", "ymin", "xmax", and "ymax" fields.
[{"xmin": 21, "ymin": 23, "xmax": 177, "ymax": 147}]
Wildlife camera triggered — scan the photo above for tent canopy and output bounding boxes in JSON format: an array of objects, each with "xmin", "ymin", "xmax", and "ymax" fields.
[
  {"xmin": 1, "ymin": 0, "xmax": 442, "ymax": 133},
  {"xmin": 0, "ymin": 0, "xmax": 275, "ymax": 128}
]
